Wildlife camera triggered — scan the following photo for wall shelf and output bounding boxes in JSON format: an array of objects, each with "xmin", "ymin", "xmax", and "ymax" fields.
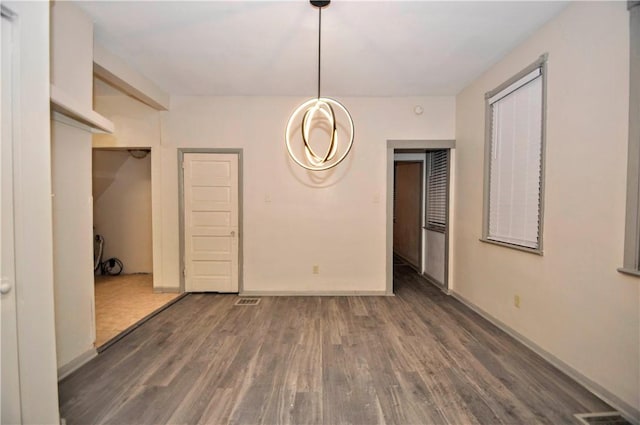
[{"xmin": 50, "ymin": 84, "xmax": 114, "ymax": 133}]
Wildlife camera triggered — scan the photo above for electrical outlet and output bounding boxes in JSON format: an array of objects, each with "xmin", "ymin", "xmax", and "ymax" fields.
[
  {"xmin": 514, "ymin": 295, "xmax": 521, "ymax": 308},
  {"xmin": 312, "ymin": 265, "xmax": 319, "ymax": 274}
]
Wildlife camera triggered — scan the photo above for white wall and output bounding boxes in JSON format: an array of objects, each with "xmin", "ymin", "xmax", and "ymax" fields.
[
  {"xmin": 454, "ymin": 1, "xmax": 639, "ymax": 418},
  {"xmin": 50, "ymin": 1, "xmax": 97, "ymax": 371},
  {"xmin": 50, "ymin": 1, "xmax": 92, "ymax": 109},
  {"xmin": 425, "ymin": 229, "xmax": 445, "ymax": 283},
  {"xmin": 93, "ymin": 150, "xmax": 153, "ymax": 273},
  {"xmin": 94, "ymin": 95, "xmax": 455, "ymax": 292},
  {"xmin": 3, "ymin": 1, "xmax": 60, "ymax": 422},
  {"xmin": 165, "ymin": 96, "xmax": 455, "ymax": 293},
  {"xmin": 51, "ymin": 122, "xmax": 95, "ymax": 368}
]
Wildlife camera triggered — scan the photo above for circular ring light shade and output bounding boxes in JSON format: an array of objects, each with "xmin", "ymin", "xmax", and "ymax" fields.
[{"xmin": 286, "ymin": 97, "xmax": 354, "ymax": 171}]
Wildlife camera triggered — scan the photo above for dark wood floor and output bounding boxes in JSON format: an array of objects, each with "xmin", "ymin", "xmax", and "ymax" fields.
[{"xmin": 59, "ymin": 265, "xmax": 612, "ymax": 425}]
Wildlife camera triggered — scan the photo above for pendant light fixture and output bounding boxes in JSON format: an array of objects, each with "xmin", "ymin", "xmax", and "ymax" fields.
[{"xmin": 285, "ymin": 0, "xmax": 354, "ymax": 171}]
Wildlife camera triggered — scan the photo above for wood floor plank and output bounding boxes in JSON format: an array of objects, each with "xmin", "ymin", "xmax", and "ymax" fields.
[
  {"xmin": 322, "ymin": 340, "xmax": 386, "ymax": 425},
  {"xmin": 59, "ymin": 266, "xmax": 617, "ymax": 425},
  {"xmin": 291, "ymin": 391, "xmax": 322, "ymax": 425},
  {"xmin": 167, "ymin": 335, "xmax": 246, "ymax": 424}
]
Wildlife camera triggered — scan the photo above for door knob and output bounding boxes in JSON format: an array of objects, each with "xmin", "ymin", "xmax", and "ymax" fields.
[
  {"xmin": 230, "ymin": 230, "xmax": 236, "ymax": 237},
  {"xmin": 0, "ymin": 280, "xmax": 12, "ymax": 295}
]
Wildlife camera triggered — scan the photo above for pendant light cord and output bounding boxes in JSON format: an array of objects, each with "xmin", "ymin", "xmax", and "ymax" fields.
[{"xmin": 317, "ymin": 7, "xmax": 322, "ymax": 99}]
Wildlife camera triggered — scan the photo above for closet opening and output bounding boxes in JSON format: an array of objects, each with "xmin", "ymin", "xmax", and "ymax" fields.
[{"xmin": 92, "ymin": 147, "xmax": 177, "ymax": 350}]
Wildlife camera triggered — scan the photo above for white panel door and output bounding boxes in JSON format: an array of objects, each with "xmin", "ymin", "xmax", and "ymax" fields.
[
  {"xmin": 1, "ymin": 10, "xmax": 23, "ymax": 424},
  {"xmin": 183, "ymin": 153, "xmax": 239, "ymax": 292}
]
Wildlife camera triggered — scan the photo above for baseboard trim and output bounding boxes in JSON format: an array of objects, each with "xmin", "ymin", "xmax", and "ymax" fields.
[
  {"xmin": 57, "ymin": 347, "xmax": 97, "ymax": 381},
  {"xmin": 421, "ymin": 271, "xmax": 447, "ymax": 292},
  {"xmin": 240, "ymin": 290, "xmax": 392, "ymax": 297},
  {"xmin": 450, "ymin": 291, "xmax": 640, "ymax": 425},
  {"xmin": 153, "ymin": 286, "xmax": 180, "ymax": 294},
  {"xmin": 393, "ymin": 252, "xmax": 421, "ymax": 272}
]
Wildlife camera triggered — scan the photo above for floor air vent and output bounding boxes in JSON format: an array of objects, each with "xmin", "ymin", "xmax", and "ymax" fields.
[
  {"xmin": 234, "ymin": 298, "xmax": 260, "ymax": 306},
  {"xmin": 574, "ymin": 412, "xmax": 631, "ymax": 425}
]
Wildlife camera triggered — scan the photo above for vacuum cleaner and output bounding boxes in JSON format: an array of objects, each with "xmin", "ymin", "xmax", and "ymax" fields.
[{"xmin": 94, "ymin": 234, "xmax": 123, "ymax": 276}]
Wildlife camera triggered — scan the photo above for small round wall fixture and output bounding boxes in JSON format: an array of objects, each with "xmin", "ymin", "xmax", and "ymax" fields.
[
  {"xmin": 285, "ymin": 0, "xmax": 355, "ymax": 172},
  {"xmin": 128, "ymin": 149, "xmax": 150, "ymax": 159}
]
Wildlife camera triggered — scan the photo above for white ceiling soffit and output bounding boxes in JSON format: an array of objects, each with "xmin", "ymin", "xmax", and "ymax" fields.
[{"xmin": 78, "ymin": 1, "xmax": 568, "ymax": 97}]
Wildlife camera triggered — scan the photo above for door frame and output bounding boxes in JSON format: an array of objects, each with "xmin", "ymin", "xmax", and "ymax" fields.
[
  {"xmin": 1, "ymin": 2, "xmax": 60, "ymax": 422},
  {"xmin": 386, "ymin": 140, "xmax": 455, "ymax": 295},
  {"xmin": 393, "ymin": 159, "xmax": 424, "ymax": 271},
  {"xmin": 1, "ymin": 6, "xmax": 23, "ymax": 422},
  {"xmin": 178, "ymin": 148, "xmax": 243, "ymax": 293}
]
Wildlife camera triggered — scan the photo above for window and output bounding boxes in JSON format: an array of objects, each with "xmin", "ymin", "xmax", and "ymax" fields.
[
  {"xmin": 426, "ymin": 150, "xmax": 448, "ymax": 232},
  {"xmin": 620, "ymin": 2, "xmax": 640, "ymax": 276},
  {"xmin": 482, "ymin": 55, "xmax": 547, "ymax": 253}
]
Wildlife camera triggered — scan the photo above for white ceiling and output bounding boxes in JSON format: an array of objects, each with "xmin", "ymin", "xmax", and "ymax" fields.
[{"xmin": 78, "ymin": 1, "xmax": 568, "ymax": 97}]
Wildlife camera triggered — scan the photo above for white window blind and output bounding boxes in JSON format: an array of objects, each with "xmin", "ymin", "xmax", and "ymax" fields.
[
  {"xmin": 488, "ymin": 69, "xmax": 543, "ymax": 249},
  {"xmin": 426, "ymin": 151, "xmax": 448, "ymax": 232}
]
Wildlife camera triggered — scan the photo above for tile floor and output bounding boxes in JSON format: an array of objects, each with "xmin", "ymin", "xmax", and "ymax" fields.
[{"xmin": 94, "ymin": 274, "xmax": 179, "ymax": 347}]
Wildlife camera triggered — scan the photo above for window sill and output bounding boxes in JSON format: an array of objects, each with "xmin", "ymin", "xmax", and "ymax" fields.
[
  {"xmin": 423, "ymin": 226, "xmax": 446, "ymax": 234},
  {"xmin": 479, "ymin": 238, "xmax": 543, "ymax": 256},
  {"xmin": 617, "ymin": 267, "xmax": 640, "ymax": 278}
]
